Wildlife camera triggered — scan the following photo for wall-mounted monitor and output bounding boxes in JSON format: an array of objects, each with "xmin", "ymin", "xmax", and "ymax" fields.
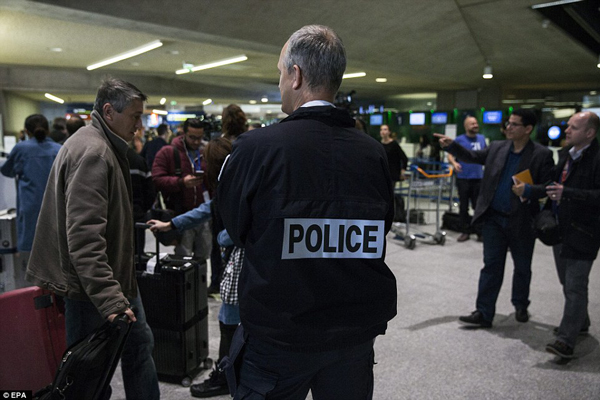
[
  {"xmin": 409, "ymin": 112, "xmax": 426, "ymax": 125},
  {"xmin": 431, "ymin": 112, "xmax": 448, "ymax": 125},
  {"xmin": 370, "ymin": 114, "xmax": 383, "ymax": 126},
  {"xmin": 483, "ymin": 110, "xmax": 503, "ymax": 124}
]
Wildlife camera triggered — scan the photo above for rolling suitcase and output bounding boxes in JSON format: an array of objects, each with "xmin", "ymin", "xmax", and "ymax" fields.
[
  {"xmin": 135, "ymin": 223, "xmax": 210, "ymax": 386},
  {"xmin": 0, "ymin": 286, "xmax": 66, "ymax": 392},
  {"xmin": 34, "ymin": 314, "xmax": 133, "ymax": 400}
]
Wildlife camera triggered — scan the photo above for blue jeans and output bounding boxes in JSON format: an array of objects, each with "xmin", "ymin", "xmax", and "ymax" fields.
[
  {"xmin": 476, "ymin": 212, "xmax": 535, "ymax": 322},
  {"xmin": 552, "ymin": 244, "xmax": 593, "ymax": 348},
  {"xmin": 64, "ymin": 292, "xmax": 160, "ymax": 400},
  {"xmin": 226, "ymin": 325, "xmax": 374, "ymax": 400}
]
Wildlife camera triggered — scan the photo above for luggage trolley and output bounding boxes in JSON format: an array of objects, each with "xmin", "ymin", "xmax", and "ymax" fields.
[{"xmin": 391, "ymin": 160, "xmax": 452, "ymax": 249}]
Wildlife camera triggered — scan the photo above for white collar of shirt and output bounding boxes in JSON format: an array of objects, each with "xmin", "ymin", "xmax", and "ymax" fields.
[
  {"xmin": 300, "ymin": 100, "xmax": 335, "ymax": 108},
  {"xmin": 569, "ymin": 144, "xmax": 590, "ymax": 160}
]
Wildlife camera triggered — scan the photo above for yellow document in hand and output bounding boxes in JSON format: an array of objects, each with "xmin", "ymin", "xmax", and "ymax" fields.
[
  {"xmin": 512, "ymin": 169, "xmax": 533, "ymax": 185},
  {"xmin": 512, "ymin": 169, "xmax": 533, "ymax": 202}
]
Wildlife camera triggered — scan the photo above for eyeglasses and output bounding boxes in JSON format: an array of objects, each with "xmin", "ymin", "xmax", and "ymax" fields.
[{"xmin": 504, "ymin": 121, "xmax": 524, "ymax": 129}]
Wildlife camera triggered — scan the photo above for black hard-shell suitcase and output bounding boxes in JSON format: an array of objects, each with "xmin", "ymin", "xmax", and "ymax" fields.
[
  {"xmin": 34, "ymin": 314, "xmax": 132, "ymax": 400},
  {"xmin": 135, "ymin": 223, "xmax": 210, "ymax": 387}
]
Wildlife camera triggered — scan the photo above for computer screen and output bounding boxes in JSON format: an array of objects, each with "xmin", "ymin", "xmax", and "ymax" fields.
[
  {"xmin": 483, "ymin": 111, "xmax": 503, "ymax": 124},
  {"xmin": 370, "ymin": 114, "xmax": 383, "ymax": 126},
  {"xmin": 431, "ymin": 112, "xmax": 448, "ymax": 125},
  {"xmin": 409, "ymin": 112, "xmax": 426, "ymax": 125}
]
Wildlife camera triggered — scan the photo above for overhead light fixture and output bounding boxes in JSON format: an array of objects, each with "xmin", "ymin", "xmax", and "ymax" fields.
[
  {"xmin": 160, "ymin": 97, "xmax": 167, "ymax": 105},
  {"xmin": 342, "ymin": 72, "xmax": 366, "ymax": 79},
  {"xmin": 44, "ymin": 93, "xmax": 65, "ymax": 104},
  {"xmin": 375, "ymin": 78, "xmax": 387, "ymax": 83},
  {"xmin": 175, "ymin": 55, "xmax": 248, "ymax": 75},
  {"xmin": 597, "ymin": 55, "xmax": 600, "ymax": 69},
  {"xmin": 483, "ymin": 64, "xmax": 493, "ymax": 79},
  {"xmin": 531, "ymin": 0, "xmax": 583, "ymax": 10},
  {"xmin": 48, "ymin": 47, "xmax": 63, "ymax": 53},
  {"xmin": 202, "ymin": 99, "xmax": 213, "ymax": 106},
  {"xmin": 86, "ymin": 40, "xmax": 163, "ymax": 70},
  {"xmin": 249, "ymin": 100, "xmax": 257, "ymax": 105},
  {"xmin": 152, "ymin": 109, "xmax": 168, "ymax": 115},
  {"xmin": 261, "ymin": 97, "xmax": 268, "ymax": 103}
]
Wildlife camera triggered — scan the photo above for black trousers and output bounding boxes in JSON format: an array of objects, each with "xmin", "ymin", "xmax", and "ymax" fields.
[
  {"xmin": 456, "ymin": 178, "xmax": 481, "ymax": 235},
  {"xmin": 223, "ymin": 325, "xmax": 375, "ymax": 400}
]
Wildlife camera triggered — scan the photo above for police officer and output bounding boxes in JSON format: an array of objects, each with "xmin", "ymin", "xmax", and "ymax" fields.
[{"xmin": 217, "ymin": 25, "xmax": 397, "ymax": 399}]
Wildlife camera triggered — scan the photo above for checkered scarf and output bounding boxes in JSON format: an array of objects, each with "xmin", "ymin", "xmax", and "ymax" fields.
[{"xmin": 220, "ymin": 246, "xmax": 244, "ymax": 305}]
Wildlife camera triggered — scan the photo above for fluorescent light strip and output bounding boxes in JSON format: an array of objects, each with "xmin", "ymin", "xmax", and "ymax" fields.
[
  {"xmin": 376, "ymin": 78, "xmax": 387, "ymax": 83},
  {"xmin": 531, "ymin": 0, "xmax": 582, "ymax": 9},
  {"xmin": 176, "ymin": 55, "xmax": 248, "ymax": 75},
  {"xmin": 87, "ymin": 40, "xmax": 163, "ymax": 71},
  {"xmin": 342, "ymin": 72, "xmax": 366, "ymax": 79},
  {"xmin": 45, "ymin": 93, "xmax": 65, "ymax": 104},
  {"xmin": 152, "ymin": 109, "xmax": 168, "ymax": 115},
  {"xmin": 202, "ymin": 99, "xmax": 213, "ymax": 106}
]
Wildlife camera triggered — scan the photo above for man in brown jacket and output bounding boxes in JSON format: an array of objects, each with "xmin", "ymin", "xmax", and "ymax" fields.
[{"xmin": 27, "ymin": 78, "xmax": 159, "ymax": 399}]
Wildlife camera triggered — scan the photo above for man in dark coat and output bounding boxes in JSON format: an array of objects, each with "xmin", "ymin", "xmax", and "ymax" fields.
[
  {"xmin": 435, "ymin": 109, "xmax": 554, "ymax": 328},
  {"xmin": 527, "ymin": 111, "xmax": 600, "ymax": 358},
  {"xmin": 216, "ymin": 25, "xmax": 397, "ymax": 399}
]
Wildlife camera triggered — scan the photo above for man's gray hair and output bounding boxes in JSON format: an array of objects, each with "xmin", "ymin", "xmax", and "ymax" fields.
[
  {"xmin": 93, "ymin": 78, "xmax": 147, "ymax": 114},
  {"xmin": 282, "ymin": 25, "xmax": 346, "ymax": 95}
]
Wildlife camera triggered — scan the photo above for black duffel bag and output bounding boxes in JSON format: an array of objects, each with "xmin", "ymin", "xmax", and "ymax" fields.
[
  {"xmin": 533, "ymin": 209, "xmax": 561, "ymax": 246},
  {"xmin": 34, "ymin": 314, "xmax": 133, "ymax": 400}
]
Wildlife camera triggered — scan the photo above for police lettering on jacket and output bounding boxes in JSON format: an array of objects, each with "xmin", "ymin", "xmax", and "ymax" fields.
[{"xmin": 282, "ymin": 218, "xmax": 385, "ymax": 259}]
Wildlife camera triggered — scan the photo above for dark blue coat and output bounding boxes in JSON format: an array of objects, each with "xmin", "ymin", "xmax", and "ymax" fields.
[{"xmin": 217, "ymin": 106, "xmax": 397, "ymax": 351}]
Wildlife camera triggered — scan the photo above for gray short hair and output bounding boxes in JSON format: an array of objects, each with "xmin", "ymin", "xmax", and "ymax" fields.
[
  {"xmin": 282, "ymin": 25, "xmax": 346, "ymax": 95},
  {"xmin": 93, "ymin": 78, "xmax": 147, "ymax": 114}
]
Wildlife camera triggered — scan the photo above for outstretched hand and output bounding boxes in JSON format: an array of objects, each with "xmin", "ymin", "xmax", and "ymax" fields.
[
  {"xmin": 147, "ymin": 219, "xmax": 172, "ymax": 232},
  {"xmin": 433, "ymin": 133, "xmax": 453, "ymax": 148}
]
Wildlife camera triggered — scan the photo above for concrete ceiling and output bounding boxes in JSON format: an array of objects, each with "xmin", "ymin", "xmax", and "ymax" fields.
[{"xmin": 1, "ymin": 0, "xmax": 599, "ymax": 109}]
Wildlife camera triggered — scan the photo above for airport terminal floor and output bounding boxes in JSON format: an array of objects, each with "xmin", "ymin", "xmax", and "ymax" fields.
[{"xmin": 111, "ymin": 226, "xmax": 600, "ymax": 400}]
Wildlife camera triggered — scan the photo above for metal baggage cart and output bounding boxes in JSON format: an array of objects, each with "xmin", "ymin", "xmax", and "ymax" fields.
[{"xmin": 391, "ymin": 160, "xmax": 452, "ymax": 249}]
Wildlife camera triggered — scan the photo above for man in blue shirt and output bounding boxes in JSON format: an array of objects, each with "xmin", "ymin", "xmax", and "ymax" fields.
[{"xmin": 447, "ymin": 116, "xmax": 487, "ymax": 242}]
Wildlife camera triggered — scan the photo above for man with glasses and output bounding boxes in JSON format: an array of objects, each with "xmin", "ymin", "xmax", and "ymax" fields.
[
  {"xmin": 153, "ymin": 118, "xmax": 212, "ymax": 261},
  {"xmin": 435, "ymin": 109, "xmax": 554, "ymax": 328}
]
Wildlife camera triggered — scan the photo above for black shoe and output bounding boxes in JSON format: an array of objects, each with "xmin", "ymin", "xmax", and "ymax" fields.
[
  {"xmin": 207, "ymin": 285, "xmax": 220, "ymax": 297},
  {"xmin": 552, "ymin": 326, "xmax": 589, "ymax": 336},
  {"xmin": 515, "ymin": 308, "xmax": 529, "ymax": 323},
  {"xmin": 190, "ymin": 367, "xmax": 229, "ymax": 398},
  {"xmin": 457, "ymin": 233, "xmax": 470, "ymax": 242},
  {"xmin": 546, "ymin": 340, "xmax": 574, "ymax": 359},
  {"xmin": 459, "ymin": 311, "xmax": 492, "ymax": 328}
]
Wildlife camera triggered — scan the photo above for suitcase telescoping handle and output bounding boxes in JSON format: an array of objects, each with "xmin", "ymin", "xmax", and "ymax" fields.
[{"xmin": 135, "ymin": 222, "xmax": 161, "ymax": 271}]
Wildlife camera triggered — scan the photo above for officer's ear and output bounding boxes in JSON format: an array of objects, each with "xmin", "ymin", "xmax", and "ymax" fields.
[{"xmin": 292, "ymin": 64, "xmax": 302, "ymax": 90}]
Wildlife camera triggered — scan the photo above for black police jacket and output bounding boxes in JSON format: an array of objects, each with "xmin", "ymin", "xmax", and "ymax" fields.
[{"xmin": 217, "ymin": 106, "xmax": 397, "ymax": 351}]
